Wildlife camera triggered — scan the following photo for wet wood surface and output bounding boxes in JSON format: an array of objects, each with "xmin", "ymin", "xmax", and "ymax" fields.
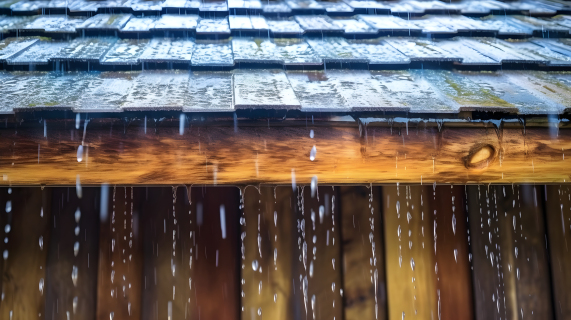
[
  {"xmin": 241, "ymin": 186, "xmax": 296, "ymax": 320},
  {"xmin": 383, "ymin": 185, "xmax": 438, "ymax": 320},
  {"xmin": 0, "ymin": 121, "xmax": 571, "ymax": 185},
  {"xmin": 46, "ymin": 188, "xmax": 100, "ymax": 320},
  {"xmin": 0, "ymin": 187, "xmax": 51, "ymax": 320},
  {"xmin": 290, "ymin": 186, "xmax": 343, "ymax": 320},
  {"xmin": 339, "ymin": 186, "xmax": 387, "ymax": 320},
  {"xmin": 544, "ymin": 185, "xmax": 571, "ymax": 320},
  {"xmin": 467, "ymin": 185, "xmax": 553, "ymax": 320},
  {"xmin": 429, "ymin": 186, "xmax": 473, "ymax": 320},
  {"xmin": 95, "ymin": 186, "xmax": 144, "ymax": 320},
  {"xmin": 140, "ymin": 186, "xmax": 240, "ymax": 320}
]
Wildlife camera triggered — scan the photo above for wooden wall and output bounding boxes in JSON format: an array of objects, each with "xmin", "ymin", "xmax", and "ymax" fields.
[{"xmin": 0, "ymin": 185, "xmax": 566, "ymax": 320}]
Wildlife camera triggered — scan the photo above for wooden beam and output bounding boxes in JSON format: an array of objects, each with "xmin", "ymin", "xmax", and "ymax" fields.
[
  {"xmin": 544, "ymin": 185, "xmax": 571, "ymax": 320},
  {"xmin": 339, "ymin": 186, "xmax": 387, "ymax": 320},
  {"xmin": 45, "ymin": 188, "xmax": 100, "ymax": 320},
  {"xmin": 1, "ymin": 121, "xmax": 571, "ymax": 185},
  {"xmin": 0, "ymin": 187, "xmax": 51, "ymax": 320},
  {"xmin": 467, "ymin": 185, "xmax": 553, "ymax": 320}
]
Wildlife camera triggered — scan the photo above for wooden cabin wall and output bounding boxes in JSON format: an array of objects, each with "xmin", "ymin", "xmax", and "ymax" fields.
[
  {"xmin": 339, "ymin": 186, "xmax": 387, "ymax": 320},
  {"xmin": 0, "ymin": 185, "xmax": 568, "ymax": 320},
  {"xmin": 467, "ymin": 185, "xmax": 553, "ymax": 320},
  {"xmin": 0, "ymin": 187, "xmax": 51, "ymax": 320},
  {"xmin": 544, "ymin": 185, "xmax": 571, "ymax": 320},
  {"xmin": 45, "ymin": 188, "xmax": 100, "ymax": 320}
]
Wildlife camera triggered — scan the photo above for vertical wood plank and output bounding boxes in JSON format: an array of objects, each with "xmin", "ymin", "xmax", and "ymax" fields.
[
  {"xmin": 96, "ymin": 186, "xmax": 144, "ymax": 320},
  {"xmin": 241, "ymin": 186, "xmax": 295, "ymax": 320},
  {"xmin": 339, "ymin": 186, "xmax": 387, "ymax": 320},
  {"xmin": 467, "ymin": 185, "xmax": 553, "ymax": 320},
  {"xmin": 544, "ymin": 185, "xmax": 571, "ymax": 320},
  {"xmin": 45, "ymin": 187, "xmax": 100, "ymax": 320},
  {"xmin": 382, "ymin": 185, "xmax": 437, "ymax": 320},
  {"xmin": 428, "ymin": 186, "xmax": 473, "ymax": 320},
  {"xmin": 192, "ymin": 186, "xmax": 240, "ymax": 320},
  {"xmin": 0, "ymin": 187, "xmax": 51, "ymax": 320},
  {"xmin": 292, "ymin": 186, "xmax": 343, "ymax": 320}
]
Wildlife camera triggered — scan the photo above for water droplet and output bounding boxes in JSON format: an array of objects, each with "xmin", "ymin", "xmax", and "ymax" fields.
[
  {"xmin": 515, "ymin": 247, "xmax": 518, "ymax": 258},
  {"xmin": 71, "ymin": 265, "xmax": 78, "ymax": 286},
  {"xmin": 309, "ymin": 146, "xmax": 317, "ymax": 161},
  {"xmin": 257, "ymin": 308, "xmax": 262, "ymax": 316},
  {"xmin": 331, "ymin": 282, "xmax": 335, "ymax": 292},
  {"xmin": 309, "ymin": 130, "xmax": 314, "ymax": 138},
  {"xmin": 5, "ymin": 201, "xmax": 12, "ymax": 213},
  {"xmin": 73, "ymin": 297, "xmax": 78, "ymax": 314},
  {"xmin": 410, "ymin": 258, "xmax": 415, "ymax": 271},
  {"xmin": 452, "ymin": 214, "xmax": 456, "ymax": 235},
  {"xmin": 75, "ymin": 208, "xmax": 81, "ymax": 223},
  {"xmin": 309, "ymin": 260, "xmax": 314, "ymax": 278},
  {"xmin": 39, "ymin": 278, "xmax": 44, "ymax": 295},
  {"xmin": 77, "ymin": 145, "xmax": 83, "ymax": 162},
  {"xmin": 454, "ymin": 249, "xmax": 458, "ymax": 263},
  {"xmin": 252, "ymin": 260, "xmax": 259, "ymax": 271},
  {"xmin": 73, "ymin": 242, "xmax": 80, "ymax": 257},
  {"xmin": 4, "ymin": 224, "xmax": 10, "ymax": 233},
  {"xmin": 75, "ymin": 226, "xmax": 80, "ymax": 236},
  {"xmin": 311, "ymin": 176, "xmax": 318, "ymax": 198},
  {"xmin": 39, "ymin": 236, "xmax": 44, "ymax": 250},
  {"xmin": 3, "ymin": 250, "xmax": 8, "ymax": 260},
  {"xmin": 110, "ymin": 312, "xmax": 114, "ymax": 320}
]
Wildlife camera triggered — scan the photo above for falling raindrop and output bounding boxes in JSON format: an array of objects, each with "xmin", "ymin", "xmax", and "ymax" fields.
[
  {"xmin": 77, "ymin": 145, "xmax": 83, "ymax": 162},
  {"xmin": 39, "ymin": 278, "xmax": 44, "ymax": 295},
  {"xmin": 74, "ymin": 242, "xmax": 80, "ymax": 257},
  {"xmin": 252, "ymin": 260, "xmax": 259, "ymax": 271},
  {"xmin": 3, "ymin": 250, "xmax": 8, "ymax": 260},
  {"xmin": 410, "ymin": 258, "xmax": 415, "ymax": 271},
  {"xmin": 311, "ymin": 176, "xmax": 318, "ymax": 198},
  {"xmin": 39, "ymin": 236, "xmax": 44, "ymax": 250},
  {"xmin": 4, "ymin": 224, "xmax": 10, "ymax": 233},
  {"xmin": 5, "ymin": 201, "xmax": 11, "ymax": 213},
  {"xmin": 71, "ymin": 265, "xmax": 78, "ymax": 286},
  {"xmin": 310, "ymin": 130, "xmax": 314, "ymax": 138},
  {"xmin": 75, "ymin": 226, "xmax": 80, "ymax": 236},
  {"xmin": 310, "ymin": 146, "xmax": 317, "ymax": 161},
  {"xmin": 309, "ymin": 260, "xmax": 314, "ymax": 278},
  {"xmin": 452, "ymin": 214, "xmax": 456, "ymax": 235},
  {"xmin": 75, "ymin": 208, "xmax": 81, "ymax": 223},
  {"xmin": 73, "ymin": 297, "xmax": 78, "ymax": 314}
]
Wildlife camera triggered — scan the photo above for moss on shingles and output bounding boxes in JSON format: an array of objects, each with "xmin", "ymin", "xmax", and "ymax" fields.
[{"xmin": 444, "ymin": 75, "xmax": 513, "ymax": 108}]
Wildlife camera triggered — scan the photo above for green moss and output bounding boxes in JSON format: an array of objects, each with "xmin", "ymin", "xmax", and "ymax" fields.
[{"xmin": 444, "ymin": 75, "xmax": 513, "ymax": 108}]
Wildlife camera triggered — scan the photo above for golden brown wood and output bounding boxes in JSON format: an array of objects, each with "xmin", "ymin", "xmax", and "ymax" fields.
[
  {"xmin": 382, "ymin": 185, "xmax": 437, "ymax": 320},
  {"xmin": 339, "ymin": 186, "xmax": 387, "ymax": 320},
  {"xmin": 241, "ymin": 186, "xmax": 295, "ymax": 320},
  {"xmin": 96, "ymin": 186, "xmax": 144, "ymax": 320},
  {"xmin": 467, "ymin": 185, "xmax": 553, "ymax": 320},
  {"xmin": 290, "ymin": 186, "xmax": 343, "ymax": 320},
  {"xmin": 0, "ymin": 187, "xmax": 51, "ymax": 320},
  {"xmin": 544, "ymin": 185, "xmax": 571, "ymax": 320},
  {"xmin": 428, "ymin": 186, "xmax": 473, "ymax": 320},
  {"xmin": 1, "ymin": 122, "xmax": 571, "ymax": 185},
  {"xmin": 45, "ymin": 188, "xmax": 100, "ymax": 320}
]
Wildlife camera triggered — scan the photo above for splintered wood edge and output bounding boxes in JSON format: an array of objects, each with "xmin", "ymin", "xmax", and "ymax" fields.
[{"xmin": 0, "ymin": 123, "xmax": 570, "ymax": 185}]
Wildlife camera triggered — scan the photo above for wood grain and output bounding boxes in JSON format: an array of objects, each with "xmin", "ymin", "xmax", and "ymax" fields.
[
  {"xmin": 467, "ymin": 185, "xmax": 553, "ymax": 320},
  {"xmin": 0, "ymin": 187, "xmax": 51, "ymax": 320},
  {"xmin": 1, "ymin": 121, "xmax": 571, "ymax": 185},
  {"xmin": 140, "ymin": 186, "xmax": 240, "ymax": 320},
  {"xmin": 339, "ymin": 186, "xmax": 387, "ymax": 320},
  {"xmin": 96, "ymin": 186, "xmax": 144, "ymax": 320},
  {"xmin": 45, "ymin": 187, "xmax": 100, "ymax": 320},
  {"xmin": 382, "ymin": 185, "xmax": 438, "ymax": 320},
  {"xmin": 544, "ymin": 185, "xmax": 571, "ymax": 320},
  {"xmin": 241, "ymin": 186, "xmax": 296, "ymax": 320}
]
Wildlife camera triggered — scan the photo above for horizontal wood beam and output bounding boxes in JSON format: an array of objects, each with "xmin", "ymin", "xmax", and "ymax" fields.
[{"xmin": 0, "ymin": 120, "xmax": 570, "ymax": 185}]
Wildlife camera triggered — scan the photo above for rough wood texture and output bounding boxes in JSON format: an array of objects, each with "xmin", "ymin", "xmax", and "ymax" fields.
[
  {"xmin": 1, "ymin": 121, "xmax": 571, "ymax": 185},
  {"xmin": 544, "ymin": 185, "xmax": 571, "ymax": 320},
  {"xmin": 241, "ymin": 186, "xmax": 296, "ymax": 320},
  {"xmin": 0, "ymin": 187, "xmax": 51, "ymax": 320},
  {"xmin": 428, "ymin": 186, "xmax": 473, "ymax": 320},
  {"xmin": 140, "ymin": 186, "xmax": 240, "ymax": 320},
  {"xmin": 382, "ymin": 185, "xmax": 438, "ymax": 320},
  {"xmin": 467, "ymin": 185, "xmax": 553, "ymax": 320},
  {"xmin": 96, "ymin": 186, "xmax": 144, "ymax": 320},
  {"xmin": 339, "ymin": 186, "xmax": 387, "ymax": 320},
  {"xmin": 46, "ymin": 188, "xmax": 100, "ymax": 320},
  {"xmin": 291, "ymin": 186, "xmax": 343, "ymax": 320}
]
